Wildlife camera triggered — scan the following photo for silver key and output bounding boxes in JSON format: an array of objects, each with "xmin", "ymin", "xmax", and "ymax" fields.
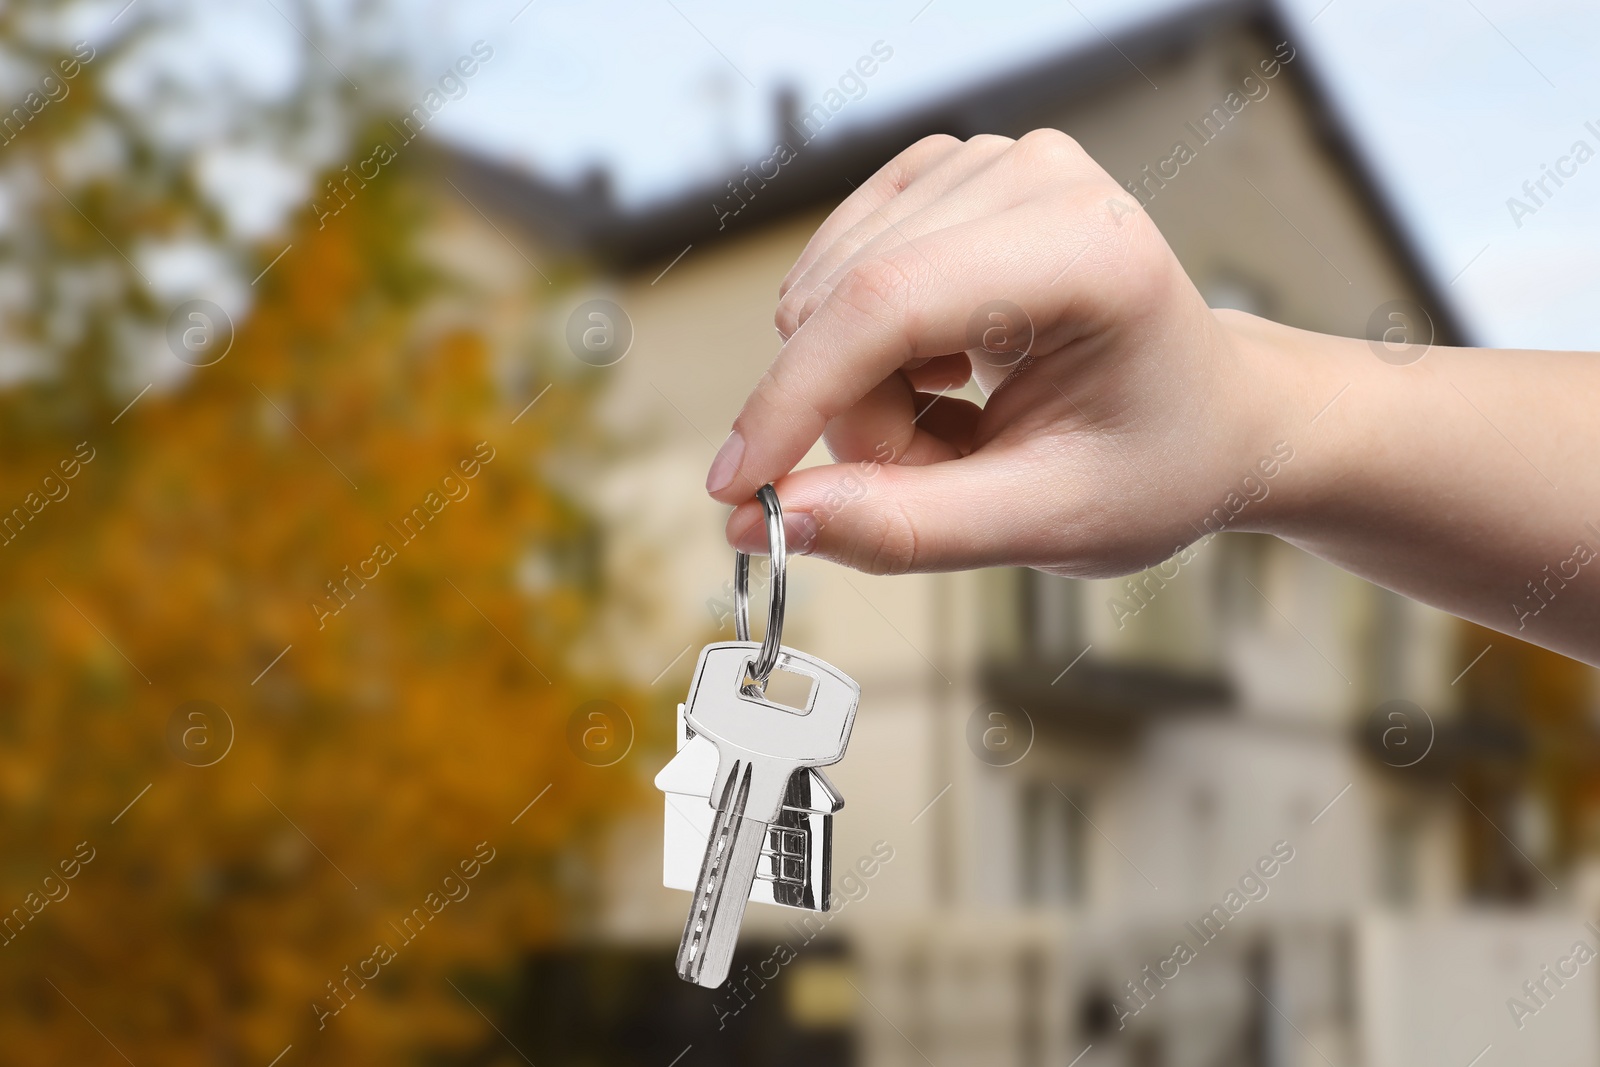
[
  {"xmin": 656, "ymin": 700, "xmax": 844, "ymax": 911},
  {"xmin": 674, "ymin": 640, "xmax": 860, "ymax": 988}
]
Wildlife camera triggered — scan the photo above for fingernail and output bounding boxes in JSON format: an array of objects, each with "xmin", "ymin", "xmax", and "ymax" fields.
[
  {"xmin": 732, "ymin": 522, "xmax": 768, "ymax": 555},
  {"xmin": 706, "ymin": 430, "xmax": 744, "ymax": 495},
  {"xmin": 733, "ymin": 512, "xmax": 817, "ymax": 555}
]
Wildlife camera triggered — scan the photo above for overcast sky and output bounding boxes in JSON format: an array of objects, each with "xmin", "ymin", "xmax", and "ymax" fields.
[
  {"xmin": 1274, "ymin": 0, "xmax": 1600, "ymax": 349},
  {"xmin": 418, "ymin": 0, "xmax": 1189, "ymax": 203}
]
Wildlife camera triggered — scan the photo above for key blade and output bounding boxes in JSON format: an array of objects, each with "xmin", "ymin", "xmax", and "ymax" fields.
[{"xmin": 676, "ymin": 760, "xmax": 767, "ymax": 988}]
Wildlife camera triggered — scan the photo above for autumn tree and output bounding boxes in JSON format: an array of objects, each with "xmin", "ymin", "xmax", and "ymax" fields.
[{"xmin": 0, "ymin": 1, "xmax": 648, "ymax": 1062}]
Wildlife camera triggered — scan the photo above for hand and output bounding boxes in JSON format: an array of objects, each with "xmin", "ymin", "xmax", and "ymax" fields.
[{"xmin": 706, "ymin": 130, "xmax": 1294, "ymax": 577}]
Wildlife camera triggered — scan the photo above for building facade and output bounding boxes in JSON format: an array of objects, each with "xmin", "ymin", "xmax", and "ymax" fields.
[{"xmin": 438, "ymin": 4, "xmax": 1599, "ymax": 1064}]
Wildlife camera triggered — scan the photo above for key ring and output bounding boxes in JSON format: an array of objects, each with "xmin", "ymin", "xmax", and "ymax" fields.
[{"xmin": 733, "ymin": 484, "xmax": 786, "ymax": 688}]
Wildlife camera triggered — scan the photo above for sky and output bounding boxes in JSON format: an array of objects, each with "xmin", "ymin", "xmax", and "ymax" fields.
[
  {"xmin": 416, "ymin": 0, "xmax": 1600, "ymax": 351},
  {"xmin": 1273, "ymin": 0, "xmax": 1600, "ymax": 348},
  {"xmin": 114, "ymin": 0, "xmax": 1600, "ymax": 352},
  {"xmin": 414, "ymin": 0, "xmax": 1193, "ymax": 205}
]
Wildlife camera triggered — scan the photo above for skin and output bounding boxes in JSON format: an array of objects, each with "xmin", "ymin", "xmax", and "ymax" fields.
[{"xmin": 705, "ymin": 131, "xmax": 1600, "ymax": 667}]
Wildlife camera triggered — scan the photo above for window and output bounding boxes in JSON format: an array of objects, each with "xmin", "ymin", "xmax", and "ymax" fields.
[
  {"xmin": 1020, "ymin": 569, "xmax": 1082, "ymax": 661},
  {"xmin": 1379, "ymin": 809, "xmax": 1418, "ymax": 906},
  {"xmin": 1019, "ymin": 781, "xmax": 1088, "ymax": 905}
]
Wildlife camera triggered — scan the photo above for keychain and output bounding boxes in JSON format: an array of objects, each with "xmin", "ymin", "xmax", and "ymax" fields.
[{"xmin": 654, "ymin": 485, "xmax": 860, "ymax": 988}]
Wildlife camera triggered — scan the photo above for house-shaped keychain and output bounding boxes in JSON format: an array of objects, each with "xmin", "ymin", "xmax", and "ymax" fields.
[{"xmin": 656, "ymin": 701, "xmax": 844, "ymax": 912}]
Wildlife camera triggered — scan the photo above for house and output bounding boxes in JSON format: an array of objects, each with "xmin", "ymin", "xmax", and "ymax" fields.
[{"xmin": 433, "ymin": 0, "xmax": 1599, "ymax": 1063}]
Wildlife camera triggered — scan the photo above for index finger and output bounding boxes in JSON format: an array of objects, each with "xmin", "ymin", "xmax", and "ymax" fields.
[
  {"xmin": 707, "ymin": 207, "xmax": 1068, "ymax": 504},
  {"xmin": 778, "ymin": 134, "xmax": 963, "ymax": 299}
]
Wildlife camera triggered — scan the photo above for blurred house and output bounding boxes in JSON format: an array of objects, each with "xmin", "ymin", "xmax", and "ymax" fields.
[{"xmin": 438, "ymin": 1, "xmax": 1600, "ymax": 1064}]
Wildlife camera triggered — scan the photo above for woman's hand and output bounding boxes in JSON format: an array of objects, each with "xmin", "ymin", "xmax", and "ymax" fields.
[
  {"xmin": 707, "ymin": 129, "xmax": 1600, "ymax": 667},
  {"xmin": 707, "ymin": 130, "xmax": 1296, "ymax": 577}
]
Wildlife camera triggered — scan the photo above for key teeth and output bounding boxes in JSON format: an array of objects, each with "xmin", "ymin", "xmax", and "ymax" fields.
[{"xmin": 675, "ymin": 762, "xmax": 760, "ymax": 989}]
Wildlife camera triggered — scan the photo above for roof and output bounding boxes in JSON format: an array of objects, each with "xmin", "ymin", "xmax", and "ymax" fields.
[
  {"xmin": 1273, "ymin": 0, "xmax": 1600, "ymax": 350},
  {"xmin": 438, "ymin": 0, "xmax": 1468, "ymax": 348},
  {"xmin": 437, "ymin": 0, "xmax": 1262, "ymax": 269},
  {"xmin": 438, "ymin": 0, "xmax": 1600, "ymax": 352}
]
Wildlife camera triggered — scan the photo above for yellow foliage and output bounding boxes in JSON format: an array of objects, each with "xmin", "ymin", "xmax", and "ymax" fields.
[{"xmin": 0, "ymin": 156, "xmax": 644, "ymax": 1064}]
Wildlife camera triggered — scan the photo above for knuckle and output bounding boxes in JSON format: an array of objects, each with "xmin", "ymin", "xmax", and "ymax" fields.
[
  {"xmin": 861, "ymin": 499, "xmax": 921, "ymax": 576},
  {"xmin": 794, "ymin": 281, "xmax": 834, "ymax": 334},
  {"xmin": 774, "ymin": 290, "xmax": 804, "ymax": 337},
  {"xmin": 965, "ymin": 133, "xmax": 1015, "ymax": 151},
  {"xmin": 832, "ymin": 257, "xmax": 916, "ymax": 325},
  {"xmin": 882, "ymin": 134, "xmax": 961, "ymax": 193},
  {"xmin": 1014, "ymin": 127, "xmax": 1083, "ymax": 166},
  {"xmin": 907, "ymin": 132, "xmax": 961, "ymax": 160}
]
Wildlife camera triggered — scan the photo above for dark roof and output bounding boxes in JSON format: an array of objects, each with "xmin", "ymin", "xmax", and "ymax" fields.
[
  {"xmin": 438, "ymin": 0, "xmax": 1462, "ymax": 345},
  {"xmin": 438, "ymin": 0, "xmax": 1258, "ymax": 269}
]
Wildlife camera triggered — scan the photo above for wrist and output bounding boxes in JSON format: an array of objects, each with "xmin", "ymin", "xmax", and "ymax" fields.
[{"xmin": 1210, "ymin": 309, "xmax": 1373, "ymax": 540}]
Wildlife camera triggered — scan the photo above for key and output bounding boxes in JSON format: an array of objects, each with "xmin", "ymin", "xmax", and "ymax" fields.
[
  {"xmin": 674, "ymin": 640, "xmax": 860, "ymax": 988},
  {"xmin": 656, "ymin": 701, "xmax": 844, "ymax": 911}
]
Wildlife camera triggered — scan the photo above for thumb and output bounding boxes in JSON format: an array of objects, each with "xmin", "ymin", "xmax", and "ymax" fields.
[{"xmin": 724, "ymin": 454, "xmax": 1038, "ymax": 575}]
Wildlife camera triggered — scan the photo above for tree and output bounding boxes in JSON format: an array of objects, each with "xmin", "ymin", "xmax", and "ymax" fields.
[{"xmin": 0, "ymin": 2, "xmax": 646, "ymax": 1062}]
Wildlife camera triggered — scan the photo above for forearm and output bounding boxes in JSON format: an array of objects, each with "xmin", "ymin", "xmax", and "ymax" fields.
[{"xmin": 1229, "ymin": 312, "xmax": 1600, "ymax": 665}]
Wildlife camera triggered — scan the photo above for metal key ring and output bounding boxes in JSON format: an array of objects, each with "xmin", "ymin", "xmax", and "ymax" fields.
[{"xmin": 733, "ymin": 484, "xmax": 786, "ymax": 687}]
